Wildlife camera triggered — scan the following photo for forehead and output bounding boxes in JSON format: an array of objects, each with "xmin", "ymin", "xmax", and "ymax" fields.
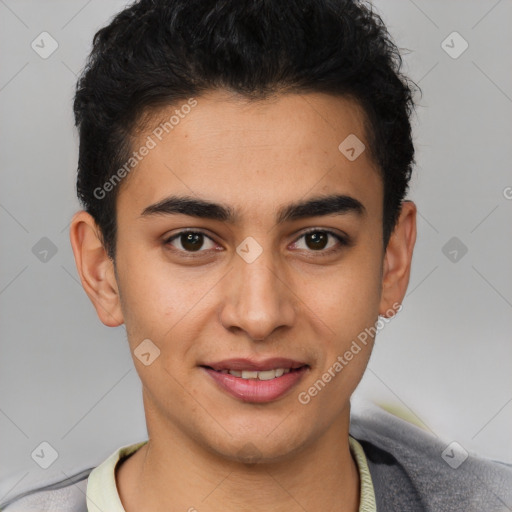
[{"xmin": 117, "ymin": 90, "xmax": 382, "ymax": 223}]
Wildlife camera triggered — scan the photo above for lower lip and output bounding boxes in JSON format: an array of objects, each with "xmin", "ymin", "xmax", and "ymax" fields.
[{"xmin": 202, "ymin": 367, "xmax": 309, "ymax": 403}]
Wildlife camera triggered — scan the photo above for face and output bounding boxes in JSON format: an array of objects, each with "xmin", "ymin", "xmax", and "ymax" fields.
[{"xmin": 71, "ymin": 89, "xmax": 415, "ymax": 464}]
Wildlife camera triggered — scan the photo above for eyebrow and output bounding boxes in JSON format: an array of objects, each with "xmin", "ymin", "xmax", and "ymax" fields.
[{"xmin": 140, "ymin": 193, "xmax": 366, "ymax": 224}]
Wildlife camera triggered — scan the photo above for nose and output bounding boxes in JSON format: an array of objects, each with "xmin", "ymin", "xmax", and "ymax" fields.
[{"xmin": 218, "ymin": 243, "xmax": 297, "ymax": 341}]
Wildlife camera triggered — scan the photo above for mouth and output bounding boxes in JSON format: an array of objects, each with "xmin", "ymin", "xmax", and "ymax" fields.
[{"xmin": 199, "ymin": 358, "xmax": 310, "ymax": 403}]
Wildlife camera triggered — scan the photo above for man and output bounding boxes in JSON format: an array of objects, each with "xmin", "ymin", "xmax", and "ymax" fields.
[{"xmin": 2, "ymin": 0, "xmax": 511, "ymax": 511}]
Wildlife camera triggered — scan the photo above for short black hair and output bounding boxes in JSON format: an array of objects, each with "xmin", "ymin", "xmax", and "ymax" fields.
[{"xmin": 73, "ymin": 0, "xmax": 419, "ymax": 262}]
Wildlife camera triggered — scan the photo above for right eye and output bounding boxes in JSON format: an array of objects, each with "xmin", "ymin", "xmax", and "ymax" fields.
[{"xmin": 164, "ymin": 230, "xmax": 219, "ymax": 254}]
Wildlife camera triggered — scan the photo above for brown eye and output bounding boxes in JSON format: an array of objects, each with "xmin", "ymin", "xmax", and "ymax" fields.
[
  {"xmin": 304, "ymin": 231, "xmax": 329, "ymax": 250},
  {"xmin": 292, "ymin": 229, "xmax": 348, "ymax": 254},
  {"xmin": 165, "ymin": 231, "xmax": 217, "ymax": 253},
  {"xmin": 180, "ymin": 232, "xmax": 204, "ymax": 251}
]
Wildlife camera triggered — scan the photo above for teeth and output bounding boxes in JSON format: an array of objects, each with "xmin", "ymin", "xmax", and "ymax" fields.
[
  {"xmin": 242, "ymin": 370, "xmax": 259, "ymax": 379},
  {"xmin": 225, "ymin": 368, "xmax": 292, "ymax": 380}
]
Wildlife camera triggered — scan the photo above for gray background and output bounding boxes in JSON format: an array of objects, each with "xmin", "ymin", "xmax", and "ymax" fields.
[{"xmin": 1, "ymin": 0, "xmax": 511, "ymax": 500}]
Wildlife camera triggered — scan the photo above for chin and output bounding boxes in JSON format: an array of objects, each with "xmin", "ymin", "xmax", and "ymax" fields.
[{"xmin": 201, "ymin": 427, "xmax": 309, "ymax": 466}]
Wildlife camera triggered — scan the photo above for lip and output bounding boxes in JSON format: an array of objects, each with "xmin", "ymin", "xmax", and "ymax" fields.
[
  {"xmin": 200, "ymin": 357, "xmax": 308, "ymax": 372},
  {"xmin": 201, "ymin": 365, "xmax": 309, "ymax": 403}
]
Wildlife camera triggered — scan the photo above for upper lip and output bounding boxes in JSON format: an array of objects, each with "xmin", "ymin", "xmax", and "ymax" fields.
[{"xmin": 200, "ymin": 358, "xmax": 309, "ymax": 372}]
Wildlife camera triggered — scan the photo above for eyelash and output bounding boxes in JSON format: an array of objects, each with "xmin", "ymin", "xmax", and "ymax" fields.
[{"xmin": 163, "ymin": 228, "xmax": 350, "ymax": 258}]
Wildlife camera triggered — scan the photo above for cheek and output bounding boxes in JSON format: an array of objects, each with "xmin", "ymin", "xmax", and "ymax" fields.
[
  {"xmin": 310, "ymin": 247, "xmax": 382, "ymax": 339},
  {"xmin": 114, "ymin": 249, "xmax": 178, "ymax": 344},
  {"xmin": 116, "ymin": 248, "xmax": 222, "ymax": 357},
  {"xmin": 116, "ymin": 244, "xmax": 184, "ymax": 318},
  {"xmin": 298, "ymin": 254, "xmax": 381, "ymax": 412}
]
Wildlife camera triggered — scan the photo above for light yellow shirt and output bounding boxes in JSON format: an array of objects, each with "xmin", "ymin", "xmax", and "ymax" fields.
[{"xmin": 86, "ymin": 436, "xmax": 376, "ymax": 511}]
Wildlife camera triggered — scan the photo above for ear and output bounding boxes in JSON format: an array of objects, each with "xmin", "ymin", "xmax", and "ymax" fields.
[
  {"xmin": 69, "ymin": 210, "xmax": 124, "ymax": 327},
  {"xmin": 379, "ymin": 200, "xmax": 417, "ymax": 318}
]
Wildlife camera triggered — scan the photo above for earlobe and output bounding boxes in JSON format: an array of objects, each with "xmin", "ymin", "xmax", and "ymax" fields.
[
  {"xmin": 378, "ymin": 200, "xmax": 417, "ymax": 317},
  {"xmin": 69, "ymin": 210, "xmax": 124, "ymax": 327}
]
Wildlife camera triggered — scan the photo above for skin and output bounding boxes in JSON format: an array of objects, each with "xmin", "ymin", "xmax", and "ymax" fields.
[{"xmin": 70, "ymin": 89, "xmax": 416, "ymax": 512}]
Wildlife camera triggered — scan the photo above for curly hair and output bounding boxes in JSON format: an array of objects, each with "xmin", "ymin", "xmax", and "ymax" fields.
[{"xmin": 74, "ymin": 0, "xmax": 419, "ymax": 261}]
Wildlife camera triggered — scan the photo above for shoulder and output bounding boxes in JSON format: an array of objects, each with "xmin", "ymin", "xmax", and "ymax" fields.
[
  {"xmin": 1, "ymin": 441, "xmax": 147, "ymax": 511},
  {"xmin": 0, "ymin": 467, "xmax": 92, "ymax": 512},
  {"xmin": 349, "ymin": 399, "xmax": 512, "ymax": 512}
]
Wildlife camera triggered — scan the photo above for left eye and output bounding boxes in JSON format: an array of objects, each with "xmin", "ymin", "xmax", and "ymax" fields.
[{"xmin": 291, "ymin": 230, "xmax": 346, "ymax": 252}]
